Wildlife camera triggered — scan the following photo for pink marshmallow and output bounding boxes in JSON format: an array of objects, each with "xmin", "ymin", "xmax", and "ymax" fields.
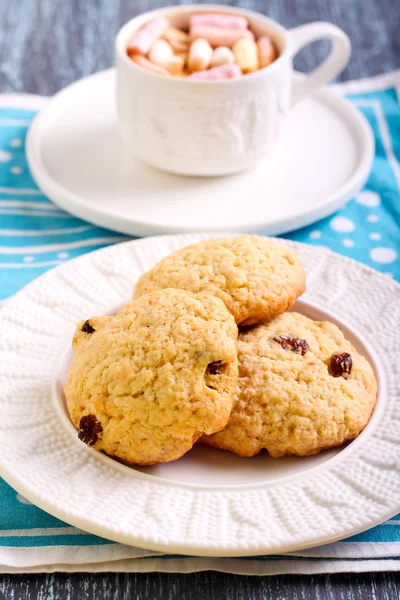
[
  {"xmin": 190, "ymin": 13, "xmax": 249, "ymax": 30},
  {"xmin": 187, "ymin": 64, "xmax": 242, "ymax": 80},
  {"xmin": 257, "ymin": 36, "xmax": 278, "ymax": 68},
  {"xmin": 127, "ymin": 17, "xmax": 169, "ymax": 55},
  {"xmin": 189, "ymin": 25, "xmax": 254, "ymax": 48},
  {"xmin": 131, "ymin": 54, "xmax": 171, "ymax": 76}
]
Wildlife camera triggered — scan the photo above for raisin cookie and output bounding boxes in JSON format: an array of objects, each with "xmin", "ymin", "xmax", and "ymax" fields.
[
  {"xmin": 65, "ymin": 289, "xmax": 238, "ymax": 465},
  {"xmin": 133, "ymin": 235, "xmax": 306, "ymax": 326},
  {"xmin": 202, "ymin": 312, "xmax": 377, "ymax": 457}
]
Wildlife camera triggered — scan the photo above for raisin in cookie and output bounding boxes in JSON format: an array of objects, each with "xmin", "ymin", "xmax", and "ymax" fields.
[
  {"xmin": 65, "ymin": 289, "xmax": 238, "ymax": 465},
  {"xmin": 133, "ymin": 235, "xmax": 305, "ymax": 326},
  {"xmin": 202, "ymin": 312, "xmax": 377, "ymax": 457}
]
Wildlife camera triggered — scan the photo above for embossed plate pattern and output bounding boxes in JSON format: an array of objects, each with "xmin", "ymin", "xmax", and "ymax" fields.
[{"xmin": 0, "ymin": 233, "xmax": 399, "ymax": 557}]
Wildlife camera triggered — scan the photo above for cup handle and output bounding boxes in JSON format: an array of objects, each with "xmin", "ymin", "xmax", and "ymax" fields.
[{"xmin": 289, "ymin": 22, "xmax": 351, "ymax": 106}]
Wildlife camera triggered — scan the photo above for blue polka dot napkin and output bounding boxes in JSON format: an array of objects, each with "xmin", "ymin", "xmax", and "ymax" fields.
[
  {"xmin": 284, "ymin": 80, "xmax": 400, "ymax": 281},
  {"xmin": 0, "ymin": 73, "xmax": 399, "ymax": 574}
]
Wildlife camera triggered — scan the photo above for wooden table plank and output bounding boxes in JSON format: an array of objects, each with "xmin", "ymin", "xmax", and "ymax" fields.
[{"xmin": 1, "ymin": 571, "xmax": 400, "ymax": 599}]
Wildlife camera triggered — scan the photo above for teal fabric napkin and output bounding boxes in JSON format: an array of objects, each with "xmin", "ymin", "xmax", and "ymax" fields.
[{"xmin": 0, "ymin": 72, "xmax": 399, "ymax": 573}]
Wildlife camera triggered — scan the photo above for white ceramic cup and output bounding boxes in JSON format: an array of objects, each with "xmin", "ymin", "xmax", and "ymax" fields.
[{"xmin": 115, "ymin": 4, "xmax": 351, "ymax": 176}]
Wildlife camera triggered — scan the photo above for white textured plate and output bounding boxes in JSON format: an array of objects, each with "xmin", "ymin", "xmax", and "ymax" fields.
[
  {"xmin": 1, "ymin": 233, "xmax": 399, "ymax": 557},
  {"xmin": 26, "ymin": 69, "xmax": 373, "ymax": 237}
]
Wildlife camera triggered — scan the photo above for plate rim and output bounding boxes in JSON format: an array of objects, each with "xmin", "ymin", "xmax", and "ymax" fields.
[
  {"xmin": 26, "ymin": 69, "xmax": 375, "ymax": 237},
  {"xmin": 0, "ymin": 233, "xmax": 399, "ymax": 557}
]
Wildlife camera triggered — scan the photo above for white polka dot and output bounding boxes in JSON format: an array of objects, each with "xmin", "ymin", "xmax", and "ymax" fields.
[
  {"xmin": 369, "ymin": 232, "xmax": 381, "ymax": 241},
  {"xmin": 309, "ymin": 230, "xmax": 322, "ymax": 240},
  {"xmin": 342, "ymin": 238, "xmax": 355, "ymax": 248},
  {"xmin": 17, "ymin": 493, "xmax": 32, "ymax": 505},
  {"xmin": 58, "ymin": 252, "xmax": 69, "ymax": 259},
  {"xmin": 370, "ymin": 247, "xmax": 397, "ymax": 264},
  {"xmin": 330, "ymin": 216, "xmax": 355, "ymax": 233},
  {"xmin": 356, "ymin": 191, "xmax": 381, "ymax": 207},
  {"xmin": 10, "ymin": 166, "xmax": 22, "ymax": 174},
  {"xmin": 23, "ymin": 256, "xmax": 35, "ymax": 263},
  {"xmin": 10, "ymin": 138, "xmax": 22, "ymax": 148},
  {"xmin": 367, "ymin": 214, "xmax": 379, "ymax": 223},
  {"xmin": 0, "ymin": 150, "xmax": 12, "ymax": 162}
]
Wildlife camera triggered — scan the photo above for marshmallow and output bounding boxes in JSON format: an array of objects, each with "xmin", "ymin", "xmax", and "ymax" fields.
[
  {"xmin": 188, "ymin": 38, "xmax": 213, "ymax": 73},
  {"xmin": 127, "ymin": 17, "xmax": 169, "ymax": 55},
  {"xmin": 210, "ymin": 46, "xmax": 235, "ymax": 68},
  {"xmin": 233, "ymin": 38, "xmax": 260, "ymax": 73},
  {"xmin": 189, "ymin": 25, "xmax": 254, "ymax": 48},
  {"xmin": 131, "ymin": 54, "xmax": 171, "ymax": 76},
  {"xmin": 257, "ymin": 36, "xmax": 278, "ymax": 69},
  {"xmin": 149, "ymin": 39, "xmax": 184, "ymax": 75},
  {"xmin": 163, "ymin": 27, "xmax": 189, "ymax": 52},
  {"xmin": 187, "ymin": 64, "xmax": 242, "ymax": 80},
  {"xmin": 190, "ymin": 13, "xmax": 249, "ymax": 30}
]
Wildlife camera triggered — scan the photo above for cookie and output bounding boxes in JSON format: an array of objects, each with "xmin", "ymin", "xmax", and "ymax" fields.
[
  {"xmin": 202, "ymin": 312, "xmax": 377, "ymax": 457},
  {"xmin": 133, "ymin": 235, "xmax": 306, "ymax": 325},
  {"xmin": 65, "ymin": 289, "xmax": 238, "ymax": 465}
]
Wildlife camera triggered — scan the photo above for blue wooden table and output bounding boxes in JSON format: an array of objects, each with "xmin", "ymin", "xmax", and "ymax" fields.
[{"xmin": 0, "ymin": 0, "xmax": 399, "ymax": 597}]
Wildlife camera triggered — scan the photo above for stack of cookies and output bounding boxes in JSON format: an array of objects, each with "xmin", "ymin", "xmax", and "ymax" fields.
[{"xmin": 65, "ymin": 235, "xmax": 377, "ymax": 466}]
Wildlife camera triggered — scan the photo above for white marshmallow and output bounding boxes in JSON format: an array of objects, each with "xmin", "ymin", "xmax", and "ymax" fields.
[
  {"xmin": 210, "ymin": 46, "xmax": 235, "ymax": 68},
  {"xmin": 188, "ymin": 38, "xmax": 213, "ymax": 73},
  {"xmin": 149, "ymin": 39, "xmax": 183, "ymax": 74}
]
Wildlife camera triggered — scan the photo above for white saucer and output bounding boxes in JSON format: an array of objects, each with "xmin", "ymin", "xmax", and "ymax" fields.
[{"xmin": 27, "ymin": 70, "xmax": 374, "ymax": 237}]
